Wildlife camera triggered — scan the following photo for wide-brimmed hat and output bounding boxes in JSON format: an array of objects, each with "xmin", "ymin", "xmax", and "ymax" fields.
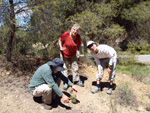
[
  {"xmin": 87, "ymin": 40, "xmax": 95, "ymax": 48},
  {"xmin": 48, "ymin": 58, "xmax": 64, "ymax": 71}
]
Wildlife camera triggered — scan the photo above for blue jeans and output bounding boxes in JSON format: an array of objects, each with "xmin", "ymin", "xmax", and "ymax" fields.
[{"xmin": 96, "ymin": 58, "xmax": 117, "ymax": 81}]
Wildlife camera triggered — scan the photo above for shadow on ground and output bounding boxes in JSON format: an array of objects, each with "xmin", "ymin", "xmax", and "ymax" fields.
[
  {"xmin": 32, "ymin": 91, "xmax": 80, "ymax": 110},
  {"xmin": 92, "ymin": 81, "xmax": 116, "ymax": 90},
  {"xmin": 68, "ymin": 75, "xmax": 88, "ymax": 84}
]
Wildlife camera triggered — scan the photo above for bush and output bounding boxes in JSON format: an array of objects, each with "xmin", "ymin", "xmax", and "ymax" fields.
[
  {"xmin": 79, "ymin": 56, "xmax": 95, "ymax": 66},
  {"xmin": 146, "ymin": 103, "xmax": 150, "ymax": 111},
  {"xmin": 114, "ymin": 81, "xmax": 138, "ymax": 107},
  {"xmin": 127, "ymin": 39, "xmax": 150, "ymax": 54},
  {"xmin": 117, "ymin": 52, "xmax": 137, "ymax": 66},
  {"xmin": 131, "ymin": 65, "xmax": 150, "ymax": 84},
  {"xmin": 117, "ymin": 63, "xmax": 150, "ymax": 85}
]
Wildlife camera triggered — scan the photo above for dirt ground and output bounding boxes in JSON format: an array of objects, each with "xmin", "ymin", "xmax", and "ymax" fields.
[{"xmin": 0, "ymin": 56, "xmax": 150, "ymax": 113}]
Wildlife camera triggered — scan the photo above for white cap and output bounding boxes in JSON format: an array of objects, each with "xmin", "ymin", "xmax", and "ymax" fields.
[{"xmin": 87, "ymin": 41, "xmax": 95, "ymax": 48}]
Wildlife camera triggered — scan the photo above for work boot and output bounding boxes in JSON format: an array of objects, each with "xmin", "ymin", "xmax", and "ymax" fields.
[
  {"xmin": 76, "ymin": 80, "xmax": 84, "ymax": 87},
  {"xmin": 91, "ymin": 87, "xmax": 101, "ymax": 94},
  {"xmin": 63, "ymin": 83, "xmax": 68, "ymax": 90},
  {"xmin": 107, "ymin": 88, "xmax": 112, "ymax": 95},
  {"xmin": 41, "ymin": 103, "xmax": 52, "ymax": 110}
]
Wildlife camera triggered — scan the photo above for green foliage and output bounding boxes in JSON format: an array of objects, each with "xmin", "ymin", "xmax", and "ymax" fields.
[
  {"xmin": 109, "ymin": 97, "xmax": 118, "ymax": 113},
  {"xmin": 15, "ymin": 30, "xmax": 32, "ymax": 55},
  {"xmin": 121, "ymin": 1, "xmax": 150, "ymax": 23},
  {"xmin": 67, "ymin": 2, "xmax": 122, "ymax": 43},
  {"xmin": 131, "ymin": 65, "xmax": 150, "ymax": 84},
  {"xmin": 1, "ymin": 0, "xmax": 150, "ymax": 61},
  {"xmin": 102, "ymin": 24, "xmax": 126, "ymax": 40},
  {"xmin": 69, "ymin": 89, "xmax": 78, "ymax": 104},
  {"xmin": 146, "ymin": 103, "xmax": 150, "ymax": 111},
  {"xmin": 19, "ymin": 60, "xmax": 33, "ymax": 71},
  {"xmin": 94, "ymin": 2, "xmax": 118, "ymax": 20},
  {"xmin": 127, "ymin": 39, "xmax": 150, "ymax": 54},
  {"xmin": 114, "ymin": 81, "xmax": 138, "ymax": 107},
  {"xmin": 29, "ymin": 0, "xmax": 64, "ymax": 57},
  {"xmin": 0, "ymin": 26, "xmax": 10, "ymax": 54},
  {"xmin": 80, "ymin": 57, "xmax": 95, "ymax": 66},
  {"xmin": 70, "ymin": 94, "xmax": 77, "ymax": 104},
  {"xmin": 117, "ymin": 63, "xmax": 150, "ymax": 85},
  {"xmin": 69, "ymin": 9, "xmax": 102, "ymax": 37},
  {"xmin": 117, "ymin": 52, "xmax": 137, "ymax": 66},
  {"xmin": 121, "ymin": 1, "xmax": 150, "ymax": 43}
]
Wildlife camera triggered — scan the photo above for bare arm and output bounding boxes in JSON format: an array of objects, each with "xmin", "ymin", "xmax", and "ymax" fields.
[
  {"xmin": 107, "ymin": 65, "xmax": 112, "ymax": 74},
  {"xmin": 97, "ymin": 65, "xmax": 102, "ymax": 79},
  {"xmin": 77, "ymin": 45, "xmax": 80, "ymax": 51},
  {"xmin": 76, "ymin": 45, "xmax": 81, "ymax": 58},
  {"xmin": 58, "ymin": 38, "xmax": 62, "ymax": 48},
  {"xmin": 58, "ymin": 38, "xmax": 66, "ymax": 51}
]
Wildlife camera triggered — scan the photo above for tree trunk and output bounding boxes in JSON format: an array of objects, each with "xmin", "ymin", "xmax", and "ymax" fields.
[
  {"xmin": 83, "ymin": 36, "xmax": 88, "ymax": 59},
  {"xmin": 6, "ymin": 0, "xmax": 15, "ymax": 62}
]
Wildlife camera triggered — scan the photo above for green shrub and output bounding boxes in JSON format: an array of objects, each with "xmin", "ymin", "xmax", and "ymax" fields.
[
  {"xmin": 131, "ymin": 65, "xmax": 150, "ymax": 84},
  {"xmin": 69, "ymin": 89, "xmax": 78, "ymax": 104},
  {"xmin": 117, "ymin": 63, "xmax": 150, "ymax": 85},
  {"xmin": 110, "ymin": 97, "xmax": 118, "ymax": 113},
  {"xmin": 79, "ymin": 57, "xmax": 95, "ymax": 66},
  {"xmin": 146, "ymin": 103, "xmax": 150, "ymax": 111},
  {"xmin": 117, "ymin": 52, "xmax": 137, "ymax": 66},
  {"xmin": 114, "ymin": 81, "xmax": 138, "ymax": 107},
  {"xmin": 70, "ymin": 95, "xmax": 77, "ymax": 104},
  {"xmin": 19, "ymin": 60, "xmax": 33, "ymax": 71},
  {"xmin": 127, "ymin": 39, "xmax": 150, "ymax": 54}
]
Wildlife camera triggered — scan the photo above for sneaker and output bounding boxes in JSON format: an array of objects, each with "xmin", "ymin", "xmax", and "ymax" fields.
[
  {"xmin": 107, "ymin": 88, "xmax": 112, "ymax": 95},
  {"xmin": 76, "ymin": 80, "xmax": 84, "ymax": 87},
  {"xmin": 91, "ymin": 87, "xmax": 101, "ymax": 94},
  {"xmin": 63, "ymin": 83, "xmax": 68, "ymax": 90},
  {"xmin": 41, "ymin": 103, "xmax": 52, "ymax": 110}
]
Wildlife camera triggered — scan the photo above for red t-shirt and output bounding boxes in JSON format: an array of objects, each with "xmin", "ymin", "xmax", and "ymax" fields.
[{"xmin": 60, "ymin": 31, "xmax": 81, "ymax": 58}]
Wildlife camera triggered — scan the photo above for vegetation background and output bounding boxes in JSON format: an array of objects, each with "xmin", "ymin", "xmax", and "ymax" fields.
[
  {"xmin": 0, "ymin": 0, "xmax": 150, "ymax": 61},
  {"xmin": 0, "ymin": 0, "xmax": 150, "ymax": 113}
]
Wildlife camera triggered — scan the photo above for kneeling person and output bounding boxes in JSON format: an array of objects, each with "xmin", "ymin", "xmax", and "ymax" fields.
[{"xmin": 29, "ymin": 58, "xmax": 77, "ymax": 110}]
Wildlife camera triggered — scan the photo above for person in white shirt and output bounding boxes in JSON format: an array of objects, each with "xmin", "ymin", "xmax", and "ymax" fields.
[{"xmin": 87, "ymin": 41, "xmax": 117, "ymax": 95}]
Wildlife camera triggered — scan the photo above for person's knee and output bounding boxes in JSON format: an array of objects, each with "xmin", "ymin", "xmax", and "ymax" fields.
[
  {"xmin": 41, "ymin": 85, "xmax": 52, "ymax": 94},
  {"xmin": 45, "ymin": 88, "xmax": 52, "ymax": 94}
]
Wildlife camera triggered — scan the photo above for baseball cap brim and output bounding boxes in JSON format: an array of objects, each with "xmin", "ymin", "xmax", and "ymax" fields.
[
  {"xmin": 87, "ymin": 41, "xmax": 95, "ymax": 48},
  {"xmin": 48, "ymin": 61, "xmax": 64, "ymax": 71},
  {"xmin": 54, "ymin": 66, "xmax": 65, "ymax": 71}
]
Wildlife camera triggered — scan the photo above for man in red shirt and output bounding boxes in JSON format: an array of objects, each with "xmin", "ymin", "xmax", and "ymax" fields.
[{"xmin": 58, "ymin": 24, "xmax": 84, "ymax": 90}]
